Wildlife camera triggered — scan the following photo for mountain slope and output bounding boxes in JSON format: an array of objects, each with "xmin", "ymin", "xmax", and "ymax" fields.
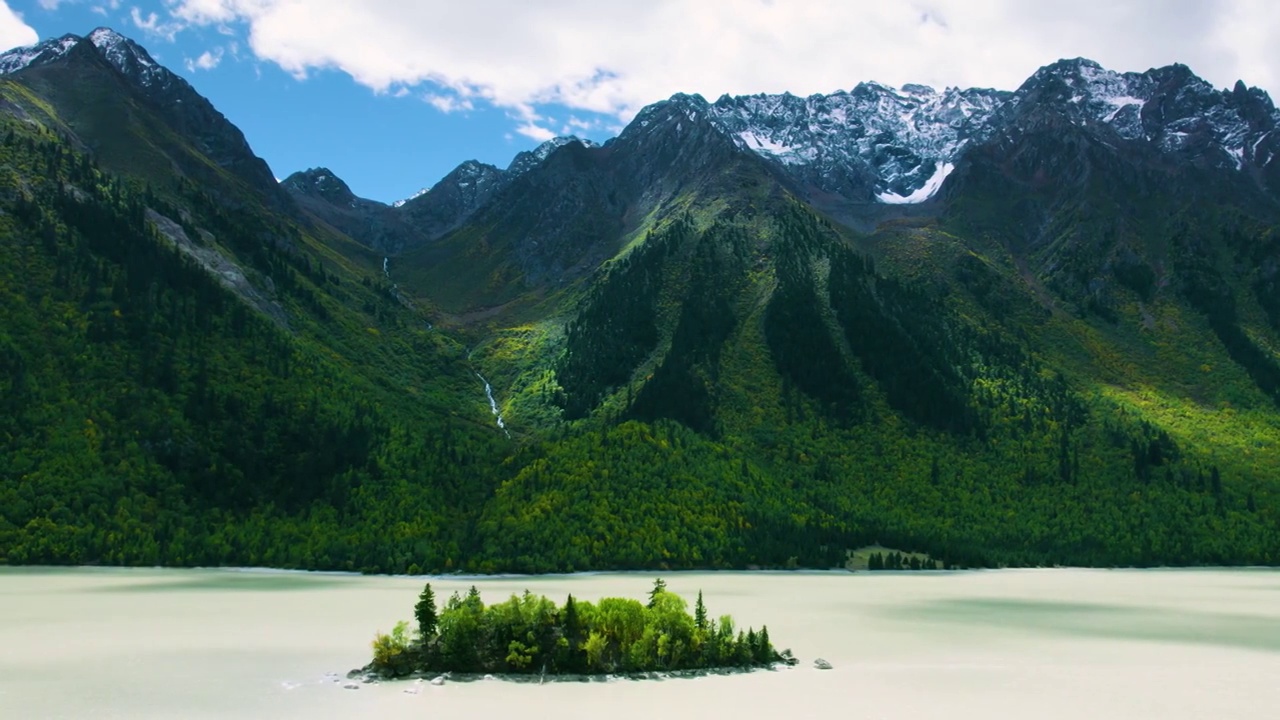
[
  {"xmin": 2, "ymin": 28, "xmax": 1280, "ymax": 573},
  {"xmin": 282, "ymin": 167, "xmax": 427, "ymax": 255},
  {"xmin": 0, "ymin": 34, "xmax": 510, "ymax": 571},
  {"xmin": 0, "ymin": 28, "xmax": 289, "ymax": 210}
]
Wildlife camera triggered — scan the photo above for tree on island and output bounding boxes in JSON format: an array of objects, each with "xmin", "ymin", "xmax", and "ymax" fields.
[
  {"xmin": 558, "ymin": 594, "xmax": 585, "ymax": 672},
  {"xmin": 694, "ymin": 590, "xmax": 708, "ymax": 631},
  {"xmin": 414, "ymin": 582, "xmax": 438, "ymax": 640},
  {"xmin": 647, "ymin": 578, "xmax": 667, "ymax": 608},
  {"xmin": 368, "ymin": 579, "xmax": 793, "ymax": 678}
]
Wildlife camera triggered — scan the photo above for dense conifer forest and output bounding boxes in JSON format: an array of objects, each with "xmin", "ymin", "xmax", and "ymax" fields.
[{"xmin": 3, "ymin": 48, "xmax": 1280, "ymax": 576}]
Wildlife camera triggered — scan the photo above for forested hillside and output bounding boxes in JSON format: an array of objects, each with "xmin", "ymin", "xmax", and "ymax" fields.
[
  {"xmin": 0, "ymin": 110, "xmax": 507, "ymax": 571},
  {"xmin": 2, "ymin": 32, "xmax": 1280, "ymax": 573}
]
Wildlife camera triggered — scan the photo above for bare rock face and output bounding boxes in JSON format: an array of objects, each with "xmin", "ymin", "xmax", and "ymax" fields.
[
  {"xmin": 813, "ymin": 658, "xmax": 833, "ymax": 670},
  {"xmin": 144, "ymin": 209, "xmax": 290, "ymax": 330}
]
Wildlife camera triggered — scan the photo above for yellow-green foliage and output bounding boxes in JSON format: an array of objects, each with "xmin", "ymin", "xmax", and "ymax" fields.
[
  {"xmin": 371, "ymin": 620, "xmax": 411, "ymax": 667},
  {"xmin": 374, "ymin": 582, "xmax": 779, "ymax": 675}
]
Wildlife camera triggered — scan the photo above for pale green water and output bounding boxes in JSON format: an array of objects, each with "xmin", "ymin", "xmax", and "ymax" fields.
[{"xmin": 1, "ymin": 567, "xmax": 1278, "ymax": 719}]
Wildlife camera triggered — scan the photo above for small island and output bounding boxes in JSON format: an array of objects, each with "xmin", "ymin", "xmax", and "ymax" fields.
[{"xmin": 358, "ymin": 579, "xmax": 796, "ymax": 681}]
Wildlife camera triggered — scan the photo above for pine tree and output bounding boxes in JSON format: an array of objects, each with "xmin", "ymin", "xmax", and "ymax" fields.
[
  {"xmin": 562, "ymin": 594, "xmax": 583, "ymax": 672},
  {"xmin": 648, "ymin": 578, "xmax": 667, "ymax": 608},
  {"xmin": 694, "ymin": 590, "xmax": 708, "ymax": 630},
  {"xmin": 414, "ymin": 582, "xmax": 438, "ymax": 642},
  {"xmin": 756, "ymin": 625, "xmax": 772, "ymax": 663}
]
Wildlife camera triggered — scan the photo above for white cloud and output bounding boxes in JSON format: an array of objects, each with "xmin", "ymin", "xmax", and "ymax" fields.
[
  {"xmin": 163, "ymin": 0, "xmax": 1280, "ymax": 123},
  {"xmin": 514, "ymin": 121, "xmax": 556, "ymax": 142},
  {"xmin": 0, "ymin": 2, "xmax": 35, "ymax": 53},
  {"xmin": 425, "ymin": 93, "xmax": 474, "ymax": 113},
  {"xmin": 89, "ymin": 0, "xmax": 122, "ymax": 16},
  {"xmin": 37, "ymin": 0, "xmax": 121, "ymax": 11},
  {"xmin": 184, "ymin": 46, "xmax": 222, "ymax": 71},
  {"xmin": 131, "ymin": 6, "xmax": 182, "ymax": 41}
]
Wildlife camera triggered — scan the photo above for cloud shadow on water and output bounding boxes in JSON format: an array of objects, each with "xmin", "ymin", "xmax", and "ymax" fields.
[
  {"xmin": 91, "ymin": 573, "xmax": 354, "ymax": 593},
  {"xmin": 883, "ymin": 598, "xmax": 1280, "ymax": 654}
]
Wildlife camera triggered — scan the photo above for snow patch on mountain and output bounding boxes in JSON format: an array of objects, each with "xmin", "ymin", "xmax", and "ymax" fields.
[
  {"xmin": 506, "ymin": 135, "xmax": 597, "ymax": 177},
  {"xmin": 88, "ymin": 27, "xmax": 171, "ymax": 90},
  {"xmin": 697, "ymin": 58, "xmax": 1280, "ymax": 203},
  {"xmin": 1102, "ymin": 96, "xmax": 1144, "ymax": 123},
  {"xmin": 392, "ymin": 187, "xmax": 429, "ymax": 208},
  {"xmin": 0, "ymin": 27, "xmax": 171, "ymax": 91},
  {"xmin": 876, "ymin": 162, "xmax": 954, "ymax": 204},
  {"xmin": 706, "ymin": 83, "xmax": 1008, "ymax": 201},
  {"xmin": 738, "ymin": 130, "xmax": 796, "ymax": 157},
  {"xmin": 0, "ymin": 33, "xmax": 79, "ymax": 74}
]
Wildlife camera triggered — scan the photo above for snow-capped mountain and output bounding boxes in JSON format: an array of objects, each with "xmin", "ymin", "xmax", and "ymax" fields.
[
  {"xmin": 9, "ymin": 26, "xmax": 1275, "ymax": 232},
  {"xmin": 0, "ymin": 33, "xmax": 78, "ymax": 74},
  {"xmin": 613, "ymin": 59, "xmax": 1280, "ymax": 206},
  {"xmin": 705, "ymin": 83, "xmax": 1008, "ymax": 203},
  {"xmin": 989, "ymin": 58, "xmax": 1279, "ymax": 173},
  {"xmin": 506, "ymin": 136, "xmax": 599, "ymax": 178},
  {"xmin": 0, "ymin": 28, "xmax": 287, "ymax": 207},
  {"xmin": 379, "ymin": 58, "xmax": 1279, "ymax": 221},
  {"xmin": 1, "ymin": 27, "xmax": 167, "ymax": 88}
]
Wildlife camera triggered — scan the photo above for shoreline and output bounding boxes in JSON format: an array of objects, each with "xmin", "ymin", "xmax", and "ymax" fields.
[{"xmin": 0, "ymin": 564, "xmax": 1277, "ymax": 580}]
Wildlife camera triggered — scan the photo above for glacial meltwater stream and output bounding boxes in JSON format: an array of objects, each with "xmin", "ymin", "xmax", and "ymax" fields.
[
  {"xmin": 1, "ymin": 568, "xmax": 1277, "ymax": 719},
  {"xmin": 476, "ymin": 373, "xmax": 510, "ymax": 437}
]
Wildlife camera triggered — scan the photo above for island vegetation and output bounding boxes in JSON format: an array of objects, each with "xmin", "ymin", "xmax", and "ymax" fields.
[{"xmin": 364, "ymin": 579, "xmax": 794, "ymax": 679}]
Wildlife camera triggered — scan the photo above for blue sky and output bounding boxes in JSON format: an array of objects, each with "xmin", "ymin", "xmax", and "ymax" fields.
[
  {"xmin": 4, "ymin": 0, "xmax": 623, "ymax": 203},
  {"xmin": 2, "ymin": 1, "xmax": 1279, "ymax": 204}
]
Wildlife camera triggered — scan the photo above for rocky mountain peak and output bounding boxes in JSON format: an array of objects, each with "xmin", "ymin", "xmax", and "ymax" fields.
[
  {"xmin": 0, "ymin": 27, "xmax": 289, "ymax": 210},
  {"xmin": 702, "ymin": 80, "xmax": 1007, "ymax": 204},
  {"xmin": 0, "ymin": 27, "xmax": 163, "ymax": 86},
  {"xmin": 434, "ymin": 159, "xmax": 504, "ymax": 197},
  {"xmin": 281, "ymin": 168, "xmax": 357, "ymax": 206},
  {"xmin": 994, "ymin": 58, "xmax": 1280, "ymax": 172},
  {"xmin": 507, "ymin": 136, "xmax": 597, "ymax": 177},
  {"xmin": 85, "ymin": 27, "xmax": 168, "ymax": 89},
  {"xmin": 0, "ymin": 33, "xmax": 80, "ymax": 74}
]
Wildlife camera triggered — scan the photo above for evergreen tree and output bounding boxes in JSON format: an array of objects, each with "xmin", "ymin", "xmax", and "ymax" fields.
[
  {"xmin": 756, "ymin": 625, "xmax": 772, "ymax": 663},
  {"xmin": 562, "ymin": 594, "xmax": 584, "ymax": 671},
  {"xmin": 694, "ymin": 590, "xmax": 708, "ymax": 631},
  {"xmin": 647, "ymin": 578, "xmax": 667, "ymax": 608},
  {"xmin": 414, "ymin": 582, "xmax": 438, "ymax": 641}
]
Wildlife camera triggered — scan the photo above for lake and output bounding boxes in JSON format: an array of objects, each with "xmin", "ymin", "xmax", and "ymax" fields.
[{"xmin": 1, "ymin": 567, "xmax": 1278, "ymax": 718}]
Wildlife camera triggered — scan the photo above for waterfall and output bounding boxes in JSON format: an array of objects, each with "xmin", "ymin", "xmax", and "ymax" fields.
[{"xmin": 476, "ymin": 373, "xmax": 510, "ymax": 438}]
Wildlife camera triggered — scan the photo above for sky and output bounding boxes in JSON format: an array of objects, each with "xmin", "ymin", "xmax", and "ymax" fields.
[{"xmin": 1, "ymin": 0, "xmax": 1279, "ymax": 204}]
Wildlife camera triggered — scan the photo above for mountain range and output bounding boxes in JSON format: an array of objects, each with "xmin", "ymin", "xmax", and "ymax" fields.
[{"xmin": 1, "ymin": 28, "xmax": 1278, "ymax": 573}]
